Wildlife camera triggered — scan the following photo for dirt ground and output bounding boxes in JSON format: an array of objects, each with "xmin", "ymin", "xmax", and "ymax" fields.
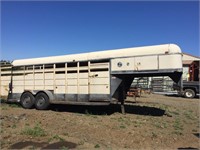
[{"xmin": 0, "ymin": 94, "xmax": 199, "ymax": 150}]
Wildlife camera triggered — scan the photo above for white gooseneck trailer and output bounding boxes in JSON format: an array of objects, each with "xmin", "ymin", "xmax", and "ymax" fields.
[{"xmin": 1, "ymin": 44, "xmax": 182, "ymax": 113}]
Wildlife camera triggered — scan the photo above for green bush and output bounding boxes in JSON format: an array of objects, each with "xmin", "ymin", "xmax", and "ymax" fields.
[{"xmin": 21, "ymin": 124, "xmax": 46, "ymax": 137}]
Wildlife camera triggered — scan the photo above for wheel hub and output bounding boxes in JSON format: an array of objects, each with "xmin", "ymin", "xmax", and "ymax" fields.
[
  {"xmin": 23, "ymin": 96, "xmax": 31, "ymax": 104},
  {"xmin": 186, "ymin": 92, "xmax": 192, "ymax": 97},
  {"xmin": 37, "ymin": 96, "xmax": 45, "ymax": 106}
]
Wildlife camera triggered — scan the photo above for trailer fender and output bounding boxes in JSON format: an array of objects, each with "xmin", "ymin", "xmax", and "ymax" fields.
[{"xmin": 26, "ymin": 90, "xmax": 54, "ymax": 102}]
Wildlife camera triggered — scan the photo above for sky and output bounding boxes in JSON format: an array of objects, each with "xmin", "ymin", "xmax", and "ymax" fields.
[{"xmin": 1, "ymin": 1, "xmax": 199, "ymax": 61}]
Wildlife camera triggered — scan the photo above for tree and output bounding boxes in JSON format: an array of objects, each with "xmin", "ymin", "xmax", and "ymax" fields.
[{"xmin": 0, "ymin": 60, "xmax": 11, "ymax": 66}]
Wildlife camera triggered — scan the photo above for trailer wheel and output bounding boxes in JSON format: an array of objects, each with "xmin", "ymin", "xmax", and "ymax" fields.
[
  {"xmin": 184, "ymin": 89, "xmax": 195, "ymax": 98},
  {"xmin": 35, "ymin": 92, "xmax": 50, "ymax": 110},
  {"xmin": 20, "ymin": 92, "xmax": 35, "ymax": 109}
]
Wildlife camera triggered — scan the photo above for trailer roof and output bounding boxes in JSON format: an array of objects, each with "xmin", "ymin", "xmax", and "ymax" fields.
[{"xmin": 12, "ymin": 44, "xmax": 181, "ymax": 66}]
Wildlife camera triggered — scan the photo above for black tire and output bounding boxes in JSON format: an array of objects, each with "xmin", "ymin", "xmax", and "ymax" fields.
[
  {"xmin": 184, "ymin": 89, "xmax": 195, "ymax": 98},
  {"xmin": 35, "ymin": 92, "xmax": 50, "ymax": 110},
  {"xmin": 20, "ymin": 92, "xmax": 35, "ymax": 109}
]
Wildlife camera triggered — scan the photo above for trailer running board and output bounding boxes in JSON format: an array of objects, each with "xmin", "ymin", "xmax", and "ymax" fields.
[{"xmin": 51, "ymin": 101, "xmax": 111, "ymax": 106}]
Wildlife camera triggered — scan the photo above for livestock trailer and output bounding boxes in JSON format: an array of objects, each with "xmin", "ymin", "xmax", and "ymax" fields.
[{"xmin": 0, "ymin": 44, "xmax": 183, "ymax": 113}]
